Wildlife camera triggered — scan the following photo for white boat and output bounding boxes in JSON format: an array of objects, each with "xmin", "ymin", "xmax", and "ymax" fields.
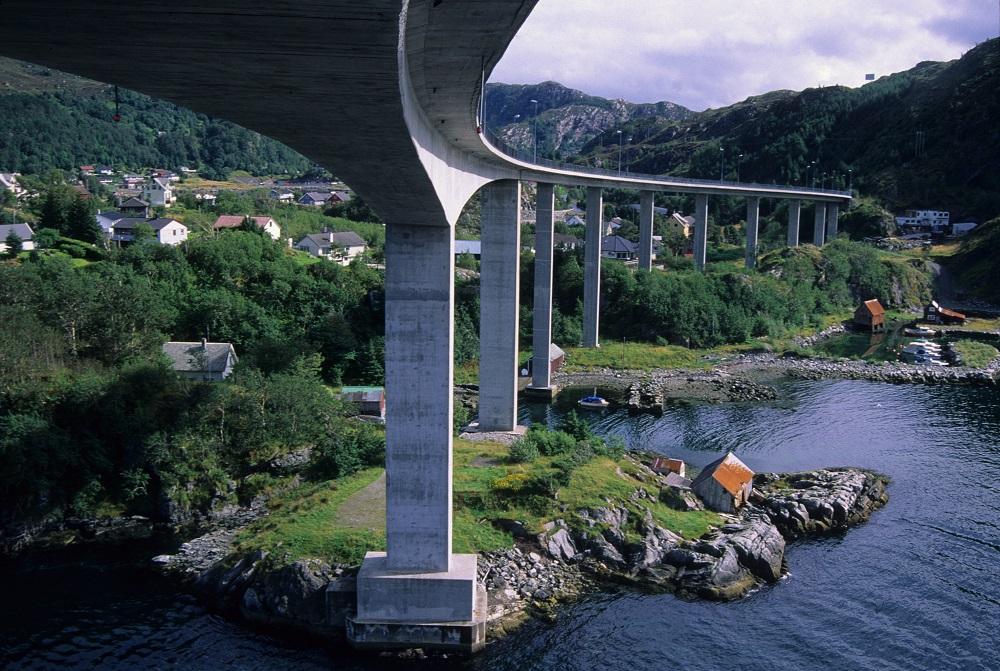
[
  {"xmin": 904, "ymin": 326, "xmax": 936, "ymax": 337},
  {"xmin": 578, "ymin": 388, "xmax": 609, "ymax": 409}
]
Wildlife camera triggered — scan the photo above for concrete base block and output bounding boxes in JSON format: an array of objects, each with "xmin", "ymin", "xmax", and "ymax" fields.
[
  {"xmin": 355, "ymin": 552, "xmax": 479, "ymax": 622},
  {"xmin": 346, "ymin": 583, "xmax": 487, "ymax": 654},
  {"xmin": 523, "ymin": 384, "xmax": 559, "ymax": 401},
  {"xmin": 347, "ymin": 552, "xmax": 487, "ymax": 654},
  {"xmin": 461, "ymin": 421, "xmax": 528, "ymax": 437}
]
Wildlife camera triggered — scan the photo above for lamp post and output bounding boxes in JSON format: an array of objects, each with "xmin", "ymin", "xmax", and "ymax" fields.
[
  {"xmin": 736, "ymin": 153, "xmax": 744, "ymax": 183},
  {"xmin": 810, "ymin": 161, "xmax": 817, "ymax": 188},
  {"xmin": 719, "ymin": 146, "xmax": 725, "ymax": 182},
  {"xmin": 617, "ymin": 130, "xmax": 624, "ymax": 175},
  {"xmin": 848, "ymin": 168, "xmax": 853, "ymax": 193},
  {"xmin": 530, "ymin": 98, "xmax": 539, "ymax": 163}
]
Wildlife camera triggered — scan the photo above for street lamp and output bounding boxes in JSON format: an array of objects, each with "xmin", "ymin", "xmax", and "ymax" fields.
[
  {"xmin": 719, "ymin": 146, "xmax": 725, "ymax": 182},
  {"xmin": 736, "ymin": 153, "xmax": 744, "ymax": 183},
  {"xmin": 530, "ymin": 99, "xmax": 539, "ymax": 163},
  {"xmin": 810, "ymin": 161, "xmax": 817, "ymax": 188},
  {"xmin": 848, "ymin": 168, "xmax": 854, "ymax": 193},
  {"xmin": 617, "ymin": 130, "xmax": 624, "ymax": 175}
]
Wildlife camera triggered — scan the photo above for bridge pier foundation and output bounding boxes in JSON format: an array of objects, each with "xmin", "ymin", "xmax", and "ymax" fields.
[
  {"xmin": 693, "ymin": 194, "xmax": 709, "ymax": 271},
  {"xmin": 745, "ymin": 197, "xmax": 760, "ymax": 269},
  {"xmin": 349, "ymin": 222, "xmax": 484, "ymax": 653},
  {"xmin": 813, "ymin": 202, "xmax": 827, "ymax": 246},
  {"xmin": 826, "ymin": 203, "xmax": 840, "ymax": 241},
  {"xmin": 638, "ymin": 190, "xmax": 654, "ymax": 271},
  {"xmin": 477, "ymin": 180, "xmax": 522, "ymax": 432},
  {"xmin": 787, "ymin": 199, "xmax": 801, "ymax": 247},
  {"xmin": 528, "ymin": 182, "xmax": 557, "ymax": 396},
  {"xmin": 583, "ymin": 186, "xmax": 603, "ymax": 347}
]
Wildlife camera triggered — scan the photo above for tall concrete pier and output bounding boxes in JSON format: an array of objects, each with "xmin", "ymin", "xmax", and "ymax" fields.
[
  {"xmin": 826, "ymin": 203, "xmax": 840, "ymax": 241},
  {"xmin": 693, "ymin": 194, "xmax": 709, "ymax": 271},
  {"xmin": 383, "ymin": 223, "xmax": 455, "ymax": 572},
  {"xmin": 638, "ymin": 190, "xmax": 654, "ymax": 271},
  {"xmin": 745, "ymin": 197, "xmax": 760, "ymax": 269},
  {"xmin": 530, "ymin": 183, "xmax": 556, "ymax": 394},
  {"xmin": 583, "ymin": 186, "xmax": 603, "ymax": 347},
  {"xmin": 477, "ymin": 180, "xmax": 521, "ymax": 431},
  {"xmin": 813, "ymin": 203, "xmax": 827, "ymax": 247},
  {"xmin": 787, "ymin": 200, "xmax": 801, "ymax": 247}
]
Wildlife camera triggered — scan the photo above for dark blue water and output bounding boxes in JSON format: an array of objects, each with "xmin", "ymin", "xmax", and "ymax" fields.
[{"xmin": 3, "ymin": 379, "xmax": 999, "ymax": 670}]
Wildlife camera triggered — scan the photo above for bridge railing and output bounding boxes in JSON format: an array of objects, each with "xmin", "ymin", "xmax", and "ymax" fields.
[{"xmin": 480, "ymin": 126, "xmax": 850, "ymax": 198}]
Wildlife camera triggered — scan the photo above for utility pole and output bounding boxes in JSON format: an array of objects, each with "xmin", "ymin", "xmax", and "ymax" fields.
[
  {"xmin": 530, "ymin": 99, "xmax": 539, "ymax": 163},
  {"xmin": 617, "ymin": 130, "xmax": 624, "ymax": 175},
  {"xmin": 737, "ymin": 153, "xmax": 744, "ymax": 183},
  {"xmin": 719, "ymin": 146, "xmax": 725, "ymax": 182}
]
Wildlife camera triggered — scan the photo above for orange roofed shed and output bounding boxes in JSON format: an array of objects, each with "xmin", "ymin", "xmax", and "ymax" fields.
[
  {"xmin": 691, "ymin": 452, "xmax": 754, "ymax": 513},
  {"xmin": 854, "ymin": 299, "xmax": 886, "ymax": 333}
]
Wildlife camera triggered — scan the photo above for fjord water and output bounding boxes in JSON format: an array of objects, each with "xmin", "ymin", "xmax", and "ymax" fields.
[{"xmin": 2, "ymin": 379, "xmax": 998, "ymax": 670}]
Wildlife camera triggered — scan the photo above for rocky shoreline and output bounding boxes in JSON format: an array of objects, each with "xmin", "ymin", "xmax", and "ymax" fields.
[
  {"xmin": 553, "ymin": 348, "xmax": 999, "ymax": 411},
  {"xmin": 148, "ymin": 458, "xmax": 888, "ymax": 645}
]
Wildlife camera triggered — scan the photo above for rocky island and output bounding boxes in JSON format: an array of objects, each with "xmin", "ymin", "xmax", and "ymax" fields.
[{"xmin": 151, "ymin": 454, "xmax": 889, "ymax": 643}]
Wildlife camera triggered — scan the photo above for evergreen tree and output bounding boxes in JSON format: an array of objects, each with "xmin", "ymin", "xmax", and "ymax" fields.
[
  {"xmin": 65, "ymin": 195, "xmax": 101, "ymax": 244},
  {"xmin": 4, "ymin": 231, "xmax": 22, "ymax": 258},
  {"xmin": 38, "ymin": 188, "xmax": 68, "ymax": 233}
]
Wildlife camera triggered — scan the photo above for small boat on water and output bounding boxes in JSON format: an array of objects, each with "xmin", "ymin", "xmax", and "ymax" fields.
[
  {"xmin": 904, "ymin": 326, "xmax": 937, "ymax": 337},
  {"xmin": 578, "ymin": 388, "xmax": 609, "ymax": 409}
]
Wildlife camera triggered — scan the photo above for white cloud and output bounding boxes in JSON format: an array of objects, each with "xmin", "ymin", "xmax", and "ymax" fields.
[{"xmin": 490, "ymin": 0, "xmax": 998, "ymax": 110}]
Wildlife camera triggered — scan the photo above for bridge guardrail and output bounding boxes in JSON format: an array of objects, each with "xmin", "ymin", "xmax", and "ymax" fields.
[{"xmin": 481, "ymin": 126, "xmax": 850, "ymax": 198}]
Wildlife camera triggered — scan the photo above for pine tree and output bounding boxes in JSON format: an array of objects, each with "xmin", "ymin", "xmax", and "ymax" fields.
[
  {"xmin": 65, "ymin": 195, "xmax": 101, "ymax": 244},
  {"xmin": 4, "ymin": 231, "xmax": 22, "ymax": 258}
]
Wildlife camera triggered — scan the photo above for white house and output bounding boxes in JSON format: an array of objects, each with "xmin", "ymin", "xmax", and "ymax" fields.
[
  {"xmin": 162, "ymin": 339, "xmax": 238, "ymax": 381},
  {"xmin": 213, "ymin": 215, "xmax": 281, "ymax": 240},
  {"xmin": 142, "ymin": 177, "xmax": 175, "ymax": 207},
  {"xmin": 111, "ymin": 217, "xmax": 188, "ymax": 245},
  {"xmin": 0, "ymin": 223, "xmax": 35, "ymax": 253},
  {"xmin": 454, "ymin": 239, "xmax": 482, "ymax": 259},
  {"xmin": 895, "ymin": 209, "xmax": 949, "ymax": 233},
  {"xmin": 295, "ymin": 230, "xmax": 368, "ymax": 265},
  {"xmin": 270, "ymin": 189, "xmax": 296, "ymax": 203}
]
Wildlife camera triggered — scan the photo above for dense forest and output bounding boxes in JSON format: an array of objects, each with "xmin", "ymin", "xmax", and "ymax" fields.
[
  {"xmin": 950, "ymin": 216, "xmax": 1000, "ymax": 303},
  {"xmin": 0, "ymin": 58, "xmax": 313, "ymax": 178}
]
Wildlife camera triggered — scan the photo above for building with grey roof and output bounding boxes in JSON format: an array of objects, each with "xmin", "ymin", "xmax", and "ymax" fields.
[
  {"xmin": 162, "ymin": 339, "xmax": 238, "ymax": 381},
  {"xmin": 0, "ymin": 223, "xmax": 34, "ymax": 253},
  {"xmin": 295, "ymin": 230, "xmax": 368, "ymax": 265}
]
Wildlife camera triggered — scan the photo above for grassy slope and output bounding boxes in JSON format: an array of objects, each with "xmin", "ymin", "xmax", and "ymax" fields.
[{"xmin": 236, "ymin": 439, "xmax": 721, "ymax": 566}]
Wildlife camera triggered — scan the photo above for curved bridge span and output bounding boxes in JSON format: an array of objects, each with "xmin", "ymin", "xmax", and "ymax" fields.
[{"xmin": 0, "ymin": 0, "xmax": 850, "ymax": 652}]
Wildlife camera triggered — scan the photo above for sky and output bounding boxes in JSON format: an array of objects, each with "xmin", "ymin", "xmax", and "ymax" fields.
[{"xmin": 490, "ymin": 0, "xmax": 1000, "ymax": 111}]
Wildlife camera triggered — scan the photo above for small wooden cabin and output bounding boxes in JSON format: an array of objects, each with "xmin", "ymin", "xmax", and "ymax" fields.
[
  {"xmin": 854, "ymin": 299, "xmax": 886, "ymax": 332},
  {"xmin": 691, "ymin": 452, "xmax": 754, "ymax": 513},
  {"xmin": 924, "ymin": 301, "xmax": 966, "ymax": 325},
  {"xmin": 650, "ymin": 457, "xmax": 686, "ymax": 478},
  {"xmin": 340, "ymin": 386, "xmax": 386, "ymax": 419}
]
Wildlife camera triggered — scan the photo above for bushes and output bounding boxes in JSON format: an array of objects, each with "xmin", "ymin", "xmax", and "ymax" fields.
[{"xmin": 309, "ymin": 424, "xmax": 385, "ymax": 480}]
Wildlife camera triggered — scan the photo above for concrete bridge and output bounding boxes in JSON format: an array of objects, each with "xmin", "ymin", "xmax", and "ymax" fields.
[{"xmin": 0, "ymin": 0, "xmax": 850, "ymax": 652}]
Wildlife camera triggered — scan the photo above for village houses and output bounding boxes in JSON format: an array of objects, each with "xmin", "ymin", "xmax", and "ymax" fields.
[
  {"xmin": 162, "ymin": 339, "xmax": 238, "ymax": 381},
  {"xmin": 295, "ymin": 230, "xmax": 368, "ymax": 265},
  {"xmin": 142, "ymin": 177, "xmax": 175, "ymax": 207},
  {"xmin": 213, "ymin": 215, "xmax": 282, "ymax": 240},
  {"xmin": 0, "ymin": 223, "xmax": 35, "ymax": 253}
]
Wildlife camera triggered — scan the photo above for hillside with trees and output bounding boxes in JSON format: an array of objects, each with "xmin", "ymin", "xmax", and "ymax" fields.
[{"xmin": 0, "ymin": 57, "xmax": 313, "ymax": 178}]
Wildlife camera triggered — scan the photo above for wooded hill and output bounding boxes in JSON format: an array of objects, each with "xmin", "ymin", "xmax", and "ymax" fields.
[
  {"xmin": 569, "ymin": 39, "xmax": 1000, "ymax": 222},
  {"xmin": 0, "ymin": 57, "xmax": 313, "ymax": 179}
]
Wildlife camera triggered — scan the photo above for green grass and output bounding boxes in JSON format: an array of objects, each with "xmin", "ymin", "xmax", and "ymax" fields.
[
  {"xmin": 941, "ymin": 317, "xmax": 1000, "ymax": 333},
  {"xmin": 235, "ymin": 468, "xmax": 386, "ymax": 565},
  {"xmin": 237, "ymin": 439, "xmax": 722, "ymax": 567},
  {"xmin": 562, "ymin": 340, "xmax": 760, "ymax": 372},
  {"xmin": 952, "ymin": 340, "xmax": 1000, "ymax": 368}
]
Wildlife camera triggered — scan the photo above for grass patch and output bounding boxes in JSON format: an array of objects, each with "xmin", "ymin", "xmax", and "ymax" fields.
[
  {"xmin": 238, "ymin": 439, "xmax": 722, "ymax": 567},
  {"xmin": 952, "ymin": 340, "xmax": 1000, "ymax": 368},
  {"xmin": 235, "ymin": 468, "xmax": 385, "ymax": 565}
]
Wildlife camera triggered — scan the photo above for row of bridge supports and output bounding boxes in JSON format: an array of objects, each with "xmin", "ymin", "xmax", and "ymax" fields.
[{"xmin": 477, "ymin": 182, "xmax": 843, "ymax": 423}]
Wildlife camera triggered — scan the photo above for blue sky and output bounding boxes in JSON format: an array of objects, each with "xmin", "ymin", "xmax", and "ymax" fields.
[{"xmin": 491, "ymin": 0, "xmax": 999, "ymax": 110}]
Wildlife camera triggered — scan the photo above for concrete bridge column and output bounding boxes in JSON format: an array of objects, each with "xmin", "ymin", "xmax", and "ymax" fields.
[
  {"xmin": 826, "ymin": 203, "xmax": 840, "ymax": 240},
  {"xmin": 478, "ymin": 180, "xmax": 521, "ymax": 432},
  {"xmin": 382, "ymin": 223, "xmax": 455, "ymax": 573},
  {"xmin": 787, "ymin": 200, "xmax": 801, "ymax": 247},
  {"xmin": 582, "ymin": 186, "xmax": 603, "ymax": 347},
  {"xmin": 530, "ymin": 183, "xmax": 556, "ymax": 394},
  {"xmin": 745, "ymin": 197, "xmax": 760, "ymax": 269},
  {"xmin": 813, "ymin": 202, "xmax": 827, "ymax": 247},
  {"xmin": 638, "ymin": 190, "xmax": 654, "ymax": 271},
  {"xmin": 693, "ymin": 194, "xmax": 709, "ymax": 271}
]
